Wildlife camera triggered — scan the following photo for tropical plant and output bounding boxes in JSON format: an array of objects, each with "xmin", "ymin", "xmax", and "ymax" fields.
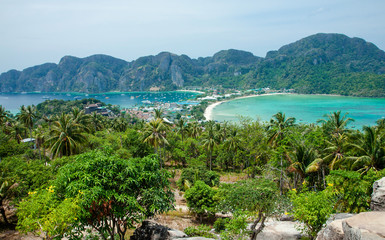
[
  {"xmin": 17, "ymin": 187, "xmax": 81, "ymax": 240},
  {"xmin": 201, "ymin": 121, "xmax": 220, "ymax": 170},
  {"xmin": 349, "ymin": 126, "xmax": 385, "ymax": 172},
  {"xmin": 289, "ymin": 187, "xmax": 336, "ymax": 240},
  {"xmin": 142, "ymin": 118, "xmax": 169, "ymax": 166},
  {"xmin": 54, "ymin": 150, "xmax": 174, "ymax": 240},
  {"xmin": 184, "ymin": 180, "xmax": 218, "ymax": 222},
  {"xmin": 267, "ymin": 112, "xmax": 296, "ymax": 194},
  {"xmin": 218, "ymin": 178, "xmax": 281, "ymax": 240},
  {"xmin": 17, "ymin": 105, "xmax": 37, "ymax": 139},
  {"xmin": 318, "ymin": 111, "xmax": 354, "ymax": 136},
  {"xmin": 287, "ymin": 142, "xmax": 318, "ymax": 189},
  {"xmin": 0, "ymin": 105, "xmax": 11, "ymax": 127},
  {"xmin": 46, "ymin": 113, "xmax": 87, "ymax": 158}
]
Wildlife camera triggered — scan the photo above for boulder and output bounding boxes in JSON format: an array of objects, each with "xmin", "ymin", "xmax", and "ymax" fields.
[
  {"xmin": 342, "ymin": 212, "xmax": 385, "ymax": 240},
  {"xmin": 130, "ymin": 220, "xmax": 215, "ymax": 240},
  {"xmin": 256, "ymin": 220, "xmax": 302, "ymax": 240},
  {"xmin": 316, "ymin": 213, "xmax": 355, "ymax": 240},
  {"xmin": 371, "ymin": 177, "xmax": 385, "ymax": 211}
]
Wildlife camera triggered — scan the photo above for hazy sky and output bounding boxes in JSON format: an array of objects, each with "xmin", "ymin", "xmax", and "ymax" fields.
[{"xmin": 1, "ymin": 0, "xmax": 385, "ymax": 73}]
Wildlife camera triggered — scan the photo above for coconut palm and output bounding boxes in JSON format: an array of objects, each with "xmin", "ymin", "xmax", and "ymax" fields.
[
  {"xmin": 10, "ymin": 121, "xmax": 27, "ymax": 144},
  {"xmin": 46, "ymin": 113, "xmax": 87, "ymax": 158},
  {"xmin": 71, "ymin": 107, "xmax": 90, "ymax": 131},
  {"xmin": 175, "ymin": 118, "xmax": 188, "ymax": 142},
  {"xmin": 0, "ymin": 105, "xmax": 10, "ymax": 127},
  {"xmin": 90, "ymin": 112, "xmax": 104, "ymax": 132},
  {"xmin": 223, "ymin": 128, "xmax": 242, "ymax": 169},
  {"xmin": 307, "ymin": 133, "xmax": 350, "ymax": 187},
  {"xmin": 201, "ymin": 121, "xmax": 219, "ymax": 170},
  {"xmin": 349, "ymin": 126, "xmax": 385, "ymax": 172},
  {"xmin": 287, "ymin": 142, "xmax": 318, "ymax": 189},
  {"xmin": 267, "ymin": 112, "xmax": 296, "ymax": 146},
  {"xmin": 188, "ymin": 121, "xmax": 201, "ymax": 139},
  {"xmin": 111, "ymin": 117, "xmax": 128, "ymax": 132},
  {"xmin": 142, "ymin": 118, "xmax": 169, "ymax": 167},
  {"xmin": 16, "ymin": 105, "xmax": 37, "ymax": 139},
  {"xmin": 154, "ymin": 108, "xmax": 164, "ymax": 120},
  {"xmin": 318, "ymin": 111, "xmax": 354, "ymax": 136},
  {"xmin": 267, "ymin": 112, "xmax": 295, "ymax": 194},
  {"xmin": 42, "ymin": 114, "xmax": 55, "ymax": 132}
]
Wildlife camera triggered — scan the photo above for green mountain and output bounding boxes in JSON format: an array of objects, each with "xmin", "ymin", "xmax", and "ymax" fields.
[{"xmin": 1, "ymin": 33, "xmax": 385, "ymax": 96}]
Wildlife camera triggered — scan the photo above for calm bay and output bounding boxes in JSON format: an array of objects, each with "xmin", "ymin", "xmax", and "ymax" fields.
[
  {"xmin": 210, "ymin": 94, "xmax": 385, "ymax": 129},
  {"xmin": 0, "ymin": 91, "xmax": 198, "ymax": 114}
]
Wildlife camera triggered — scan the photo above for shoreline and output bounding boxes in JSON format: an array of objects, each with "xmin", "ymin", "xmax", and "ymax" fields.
[
  {"xmin": 203, "ymin": 92, "xmax": 288, "ymax": 121},
  {"xmin": 176, "ymin": 89, "xmax": 205, "ymax": 94}
]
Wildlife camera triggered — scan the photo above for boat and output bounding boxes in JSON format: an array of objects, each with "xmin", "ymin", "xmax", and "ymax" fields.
[
  {"xmin": 142, "ymin": 100, "xmax": 151, "ymax": 104},
  {"xmin": 42, "ymin": 96, "xmax": 50, "ymax": 100}
]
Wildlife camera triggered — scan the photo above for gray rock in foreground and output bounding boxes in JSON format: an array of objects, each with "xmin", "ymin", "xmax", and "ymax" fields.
[
  {"xmin": 342, "ymin": 212, "xmax": 385, "ymax": 240},
  {"xmin": 256, "ymin": 220, "xmax": 302, "ymax": 240},
  {"xmin": 371, "ymin": 177, "xmax": 385, "ymax": 211},
  {"xmin": 130, "ymin": 220, "xmax": 214, "ymax": 240},
  {"xmin": 317, "ymin": 212, "xmax": 385, "ymax": 240},
  {"xmin": 317, "ymin": 213, "xmax": 355, "ymax": 240}
]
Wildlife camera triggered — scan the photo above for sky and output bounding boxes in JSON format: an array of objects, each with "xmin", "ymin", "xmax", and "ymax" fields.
[{"xmin": 1, "ymin": 0, "xmax": 385, "ymax": 73}]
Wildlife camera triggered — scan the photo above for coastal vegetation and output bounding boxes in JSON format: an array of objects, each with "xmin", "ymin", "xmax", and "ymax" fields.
[{"xmin": 0, "ymin": 97, "xmax": 385, "ymax": 239}]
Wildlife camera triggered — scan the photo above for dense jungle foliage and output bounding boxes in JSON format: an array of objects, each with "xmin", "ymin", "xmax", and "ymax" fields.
[{"xmin": 0, "ymin": 100, "xmax": 385, "ymax": 239}]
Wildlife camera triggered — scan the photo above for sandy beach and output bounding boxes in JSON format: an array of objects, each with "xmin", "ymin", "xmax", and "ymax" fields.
[
  {"xmin": 203, "ymin": 93, "xmax": 287, "ymax": 120},
  {"xmin": 176, "ymin": 89, "xmax": 205, "ymax": 94}
]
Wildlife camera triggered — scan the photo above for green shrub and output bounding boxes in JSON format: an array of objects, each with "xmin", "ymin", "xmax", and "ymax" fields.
[
  {"xmin": 289, "ymin": 188, "xmax": 336, "ymax": 239},
  {"xmin": 184, "ymin": 225, "xmax": 215, "ymax": 238},
  {"xmin": 177, "ymin": 166, "xmax": 220, "ymax": 191},
  {"xmin": 213, "ymin": 218, "xmax": 229, "ymax": 233},
  {"xmin": 326, "ymin": 169, "xmax": 385, "ymax": 213},
  {"xmin": 184, "ymin": 180, "xmax": 218, "ymax": 222},
  {"xmin": 220, "ymin": 214, "xmax": 249, "ymax": 240}
]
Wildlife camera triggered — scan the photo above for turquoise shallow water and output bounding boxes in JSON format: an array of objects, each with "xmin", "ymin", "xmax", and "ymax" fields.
[
  {"xmin": 211, "ymin": 94, "xmax": 385, "ymax": 129},
  {"xmin": 0, "ymin": 91, "xmax": 198, "ymax": 115}
]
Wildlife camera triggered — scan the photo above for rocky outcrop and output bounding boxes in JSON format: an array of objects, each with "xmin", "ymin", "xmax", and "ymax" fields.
[
  {"xmin": 130, "ymin": 220, "xmax": 215, "ymax": 240},
  {"xmin": 316, "ymin": 213, "xmax": 355, "ymax": 240},
  {"xmin": 256, "ymin": 220, "xmax": 302, "ymax": 240},
  {"xmin": 342, "ymin": 212, "xmax": 385, "ymax": 240},
  {"xmin": 371, "ymin": 177, "xmax": 385, "ymax": 211}
]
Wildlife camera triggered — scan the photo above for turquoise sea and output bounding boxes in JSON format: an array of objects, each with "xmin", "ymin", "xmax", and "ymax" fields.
[
  {"xmin": 211, "ymin": 94, "xmax": 385, "ymax": 129},
  {"xmin": 0, "ymin": 91, "xmax": 198, "ymax": 115}
]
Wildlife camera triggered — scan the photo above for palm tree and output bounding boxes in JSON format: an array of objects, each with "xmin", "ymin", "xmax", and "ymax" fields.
[
  {"xmin": 201, "ymin": 121, "xmax": 219, "ymax": 170},
  {"xmin": 287, "ymin": 142, "xmax": 317, "ymax": 189},
  {"xmin": 16, "ymin": 105, "xmax": 37, "ymax": 139},
  {"xmin": 71, "ymin": 107, "xmax": 90, "ymax": 131},
  {"xmin": 175, "ymin": 118, "xmax": 188, "ymax": 142},
  {"xmin": 318, "ymin": 111, "xmax": 354, "ymax": 136},
  {"xmin": 350, "ymin": 126, "xmax": 385, "ymax": 172},
  {"xmin": 267, "ymin": 112, "xmax": 295, "ymax": 194},
  {"xmin": 188, "ymin": 121, "xmax": 201, "ymax": 139},
  {"xmin": 10, "ymin": 121, "xmax": 26, "ymax": 144},
  {"xmin": 267, "ymin": 112, "xmax": 296, "ymax": 146},
  {"xmin": 142, "ymin": 118, "xmax": 168, "ymax": 167},
  {"xmin": 154, "ymin": 108, "xmax": 164, "ymax": 120},
  {"xmin": 90, "ymin": 112, "xmax": 104, "ymax": 132},
  {"xmin": 111, "ymin": 117, "xmax": 128, "ymax": 132},
  {"xmin": 0, "ymin": 105, "xmax": 10, "ymax": 128},
  {"xmin": 307, "ymin": 133, "xmax": 350, "ymax": 187},
  {"xmin": 46, "ymin": 113, "xmax": 87, "ymax": 158},
  {"xmin": 223, "ymin": 128, "xmax": 242, "ymax": 169},
  {"xmin": 42, "ymin": 114, "xmax": 55, "ymax": 132}
]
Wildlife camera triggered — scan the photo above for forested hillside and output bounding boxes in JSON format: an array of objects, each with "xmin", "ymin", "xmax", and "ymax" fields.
[{"xmin": 1, "ymin": 33, "xmax": 385, "ymax": 96}]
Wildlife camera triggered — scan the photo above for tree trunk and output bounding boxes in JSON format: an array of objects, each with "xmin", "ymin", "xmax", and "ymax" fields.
[{"xmin": 280, "ymin": 155, "xmax": 283, "ymax": 195}]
